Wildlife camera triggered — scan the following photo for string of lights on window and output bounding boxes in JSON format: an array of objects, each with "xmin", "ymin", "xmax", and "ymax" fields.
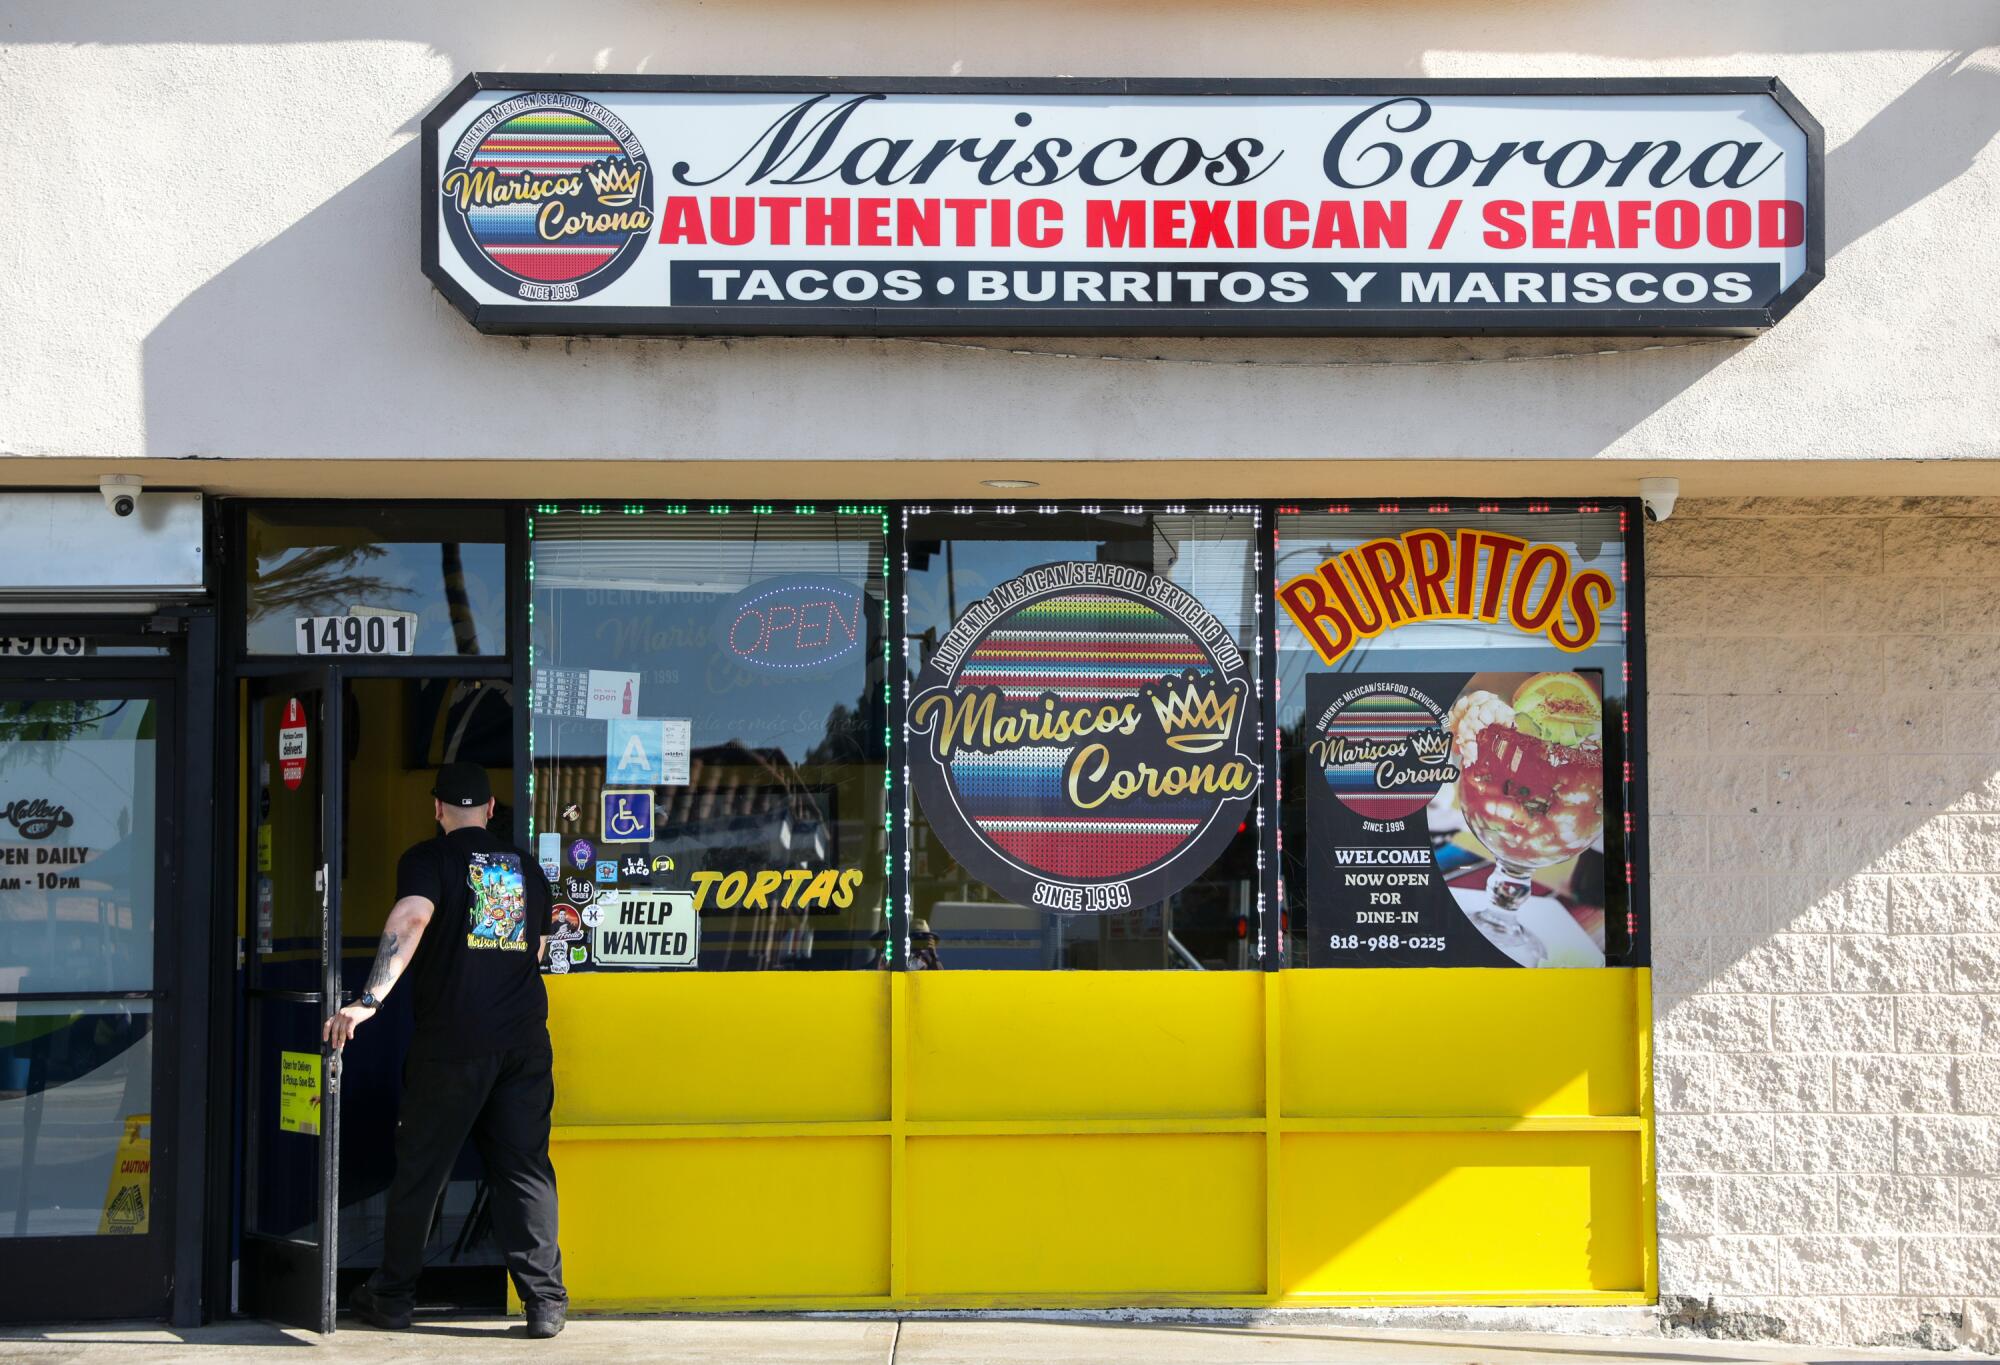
[
  {"xmin": 525, "ymin": 501, "xmax": 895, "ymax": 958},
  {"xmin": 525, "ymin": 498, "xmax": 1642, "ymax": 967}
]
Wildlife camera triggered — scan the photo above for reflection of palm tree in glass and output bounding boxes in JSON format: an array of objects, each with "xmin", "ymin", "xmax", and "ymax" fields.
[
  {"xmin": 248, "ymin": 543, "xmax": 408, "ymax": 625},
  {"xmin": 441, "ymin": 543, "xmax": 480, "ymax": 655},
  {"xmin": 0, "ymin": 701, "xmax": 130, "ymax": 778}
]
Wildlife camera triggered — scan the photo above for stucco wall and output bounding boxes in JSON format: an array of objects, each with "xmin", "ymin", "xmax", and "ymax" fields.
[
  {"xmin": 1648, "ymin": 497, "xmax": 2000, "ymax": 1353},
  {"xmin": 0, "ymin": 3, "xmax": 1995, "ymax": 466}
]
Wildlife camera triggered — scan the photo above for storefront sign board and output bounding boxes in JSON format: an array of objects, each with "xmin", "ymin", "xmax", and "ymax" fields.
[{"xmin": 424, "ymin": 76, "xmax": 1822, "ymax": 336}]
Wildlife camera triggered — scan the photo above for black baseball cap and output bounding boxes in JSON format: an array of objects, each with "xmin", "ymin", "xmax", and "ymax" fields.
[{"xmin": 432, "ymin": 761, "xmax": 492, "ymax": 807}]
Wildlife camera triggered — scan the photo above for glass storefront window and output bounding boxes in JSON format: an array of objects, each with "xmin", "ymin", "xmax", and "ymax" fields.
[
  {"xmin": 903, "ymin": 506, "xmax": 1263, "ymax": 970},
  {"xmin": 0, "ymin": 1001, "xmax": 153, "ymax": 1238},
  {"xmin": 234, "ymin": 498, "xmax": 1645, "ymax": 976},
  {"xmin": 244, "ymin": 507, "xmax": 508, "ymax": 656},
  {"xmin": 1274, "ymin": 503, "xmax": 1635, "ymax": 968},
  {"xmin": 529, "ymin": 507, "xmax": 890, "ymax": 970},
  {"xmin": 0, "ymin": 699, "xmax": 157, "ymax": 996}
]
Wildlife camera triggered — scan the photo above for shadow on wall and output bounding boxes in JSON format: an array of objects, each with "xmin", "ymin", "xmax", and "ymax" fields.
[
  {"xmin": 1644, "ymin": 502, "xmax": 2000, "ymax": 998},
  {"xmin": 1645, "ymin": 499, "xmax": 2000, "ymax": 1353},
  {"xmin": 125, "ymin": 6, "xmax": 1999, "ymax": 460},
  {"xmin": 1824, "ymin": 50, "xmax": 2000, "ymax": 257}
]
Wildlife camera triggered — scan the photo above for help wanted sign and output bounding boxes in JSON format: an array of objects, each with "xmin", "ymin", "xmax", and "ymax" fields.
[{"xmin": 594, "ymin": 890, "xmax": 698, "ymax": 967}]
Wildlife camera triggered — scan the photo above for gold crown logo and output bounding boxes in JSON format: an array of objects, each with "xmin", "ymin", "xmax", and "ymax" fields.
[
  {"xmin": 1408, "ymin": 726, "xmax": 1453, "ymax": 763},
  {"xmin": 1149, "ymin": 675, "xmax": 1240, "ymax": 754},
  {"xmin": 586, "ymin": 158, "xmax": 644, "ymax": 207}
]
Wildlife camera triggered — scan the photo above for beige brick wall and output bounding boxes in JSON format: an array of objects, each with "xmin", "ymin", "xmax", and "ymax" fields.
[{"xmin": 1648, "ymin": 498, "xmax": 2000, "ymax": 1353}]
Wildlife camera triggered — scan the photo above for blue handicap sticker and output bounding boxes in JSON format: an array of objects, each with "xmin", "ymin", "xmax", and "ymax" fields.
[{"xmin": 601, "ymin": 788, "xmax": 654, "ymax": 844}]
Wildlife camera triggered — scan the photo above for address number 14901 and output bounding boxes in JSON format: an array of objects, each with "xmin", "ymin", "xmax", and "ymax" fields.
[{"xmin": 294, "ymin": 615, "xmax": 416, "ymax": 656}]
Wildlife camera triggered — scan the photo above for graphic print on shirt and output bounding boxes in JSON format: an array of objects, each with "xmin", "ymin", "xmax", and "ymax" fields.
[{"xmin": 466, "ymin": 851, "xmax": 529, "ymax": 951}]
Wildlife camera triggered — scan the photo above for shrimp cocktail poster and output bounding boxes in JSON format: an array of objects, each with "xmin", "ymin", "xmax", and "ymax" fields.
[{"xmin": 1306, "ymin": 670, "xmax": 1609, "ymax": 968}]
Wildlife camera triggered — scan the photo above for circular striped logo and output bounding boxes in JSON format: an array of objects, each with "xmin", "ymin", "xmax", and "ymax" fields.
[
  {"xmin": 1310, "ymin": 684, "xmax": 1457, "ymax": 821},
  {"xmin": 909, "ymin": 563, "xmax": 1259, "ymax": 915},
  {"xmin": 440, "ymin": 92, "xmax": 653, "ymax": 301}
]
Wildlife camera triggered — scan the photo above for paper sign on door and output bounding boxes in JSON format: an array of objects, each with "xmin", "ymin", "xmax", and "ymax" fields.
[
  {"xmin": 278, "ymin": 699, "xmax": 308, "ymax": 791},
  {"xmin": 279, "ymin": 1051, "xmax": 322, "ymax": 1135}
]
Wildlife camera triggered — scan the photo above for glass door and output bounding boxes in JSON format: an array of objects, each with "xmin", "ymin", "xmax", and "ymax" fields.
[
  {"xmin": 240, "ymin": 669, "xmax": 343, "ymax": 1332},
  {"xmin": 0, "ymin": 679, "xmax": 171, "ymax": 1319}
]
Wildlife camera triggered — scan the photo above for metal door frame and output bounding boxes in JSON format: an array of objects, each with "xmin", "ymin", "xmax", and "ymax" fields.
[
  {"xmin": 0, "ymin": 652, "xmax": 181, "ymax": 1322},
  {"xmin": 238, "ymin": 666, "xmax": 344, "ymax": 1333}
]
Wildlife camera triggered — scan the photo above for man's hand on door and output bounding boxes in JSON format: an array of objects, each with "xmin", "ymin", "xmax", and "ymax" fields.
[{"xmin": 324, "ymin": 1001, "xmax": 377, "ymax": 1050}]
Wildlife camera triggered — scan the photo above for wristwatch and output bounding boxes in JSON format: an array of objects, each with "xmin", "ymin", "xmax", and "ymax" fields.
[{"xmin": 357, "ymin": 992, "xmax": 381, "ymax": 1010}]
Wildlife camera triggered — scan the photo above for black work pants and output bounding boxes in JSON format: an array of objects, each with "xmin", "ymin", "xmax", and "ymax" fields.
[{"xmin": 366, "ymin": 1039, "xmax": 565, "ymax": 1312}]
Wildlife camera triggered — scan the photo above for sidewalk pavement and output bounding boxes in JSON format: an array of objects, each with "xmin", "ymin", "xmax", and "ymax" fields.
[{"xmin": 0, "ymin": 1317, "xmax": 1990, "ymax": 1364}]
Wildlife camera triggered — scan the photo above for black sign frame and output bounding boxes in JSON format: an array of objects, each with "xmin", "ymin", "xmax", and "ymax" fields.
[{"xmin": 421, "ymin": 73, "xmax": 1823, "ymax": 339}]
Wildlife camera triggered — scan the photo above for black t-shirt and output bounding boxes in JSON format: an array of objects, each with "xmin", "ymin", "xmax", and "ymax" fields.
[{"xmin": 394, "ymin": 826, "xmax": 554, "ymax": 1060}]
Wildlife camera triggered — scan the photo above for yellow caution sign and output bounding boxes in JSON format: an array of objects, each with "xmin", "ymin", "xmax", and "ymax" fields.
[
  {"xmin": 98, "ymin": 1114, "xmax": 150, "ymax": 1235},
  {"xmin": 279, "ymin": 1050, "xmax": 321, "ymax": 1135}
]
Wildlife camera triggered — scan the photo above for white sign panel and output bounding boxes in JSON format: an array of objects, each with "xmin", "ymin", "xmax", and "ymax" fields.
[
  {"xmin": 584, "ymin": 670, "xmax": 640, "ymax": 720},
  {"xmin": 661, "ymin": 719, "xmax": 691, "ymax": 787},
  {"xmin": 593, "ymin": 889, "xmax": 699, "ymax": 967},
  {"xmin": 424, "ymin": 77, "xmax": 1821, "ymax": 336},
  {"xmin": 0, "ymin": 492, "xmax": 204, "ymax": 600},
  {"xmin": 0, "ymin": 637, "xmax": 86, "ymax": 658},
  {"xmin": 294, "ymin": 614, "xmax": 416, "ymax": 655}
]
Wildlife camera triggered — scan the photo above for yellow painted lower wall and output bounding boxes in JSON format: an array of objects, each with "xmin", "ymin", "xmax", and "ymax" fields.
[
  {"xmin": 907, "ymin": 1134, "xmax": 1266, "ymax": 1297},
  {"xmin": 542, "ymin": 968, "xmax": 1652, "ymax": 1309},
  {"xmin": 1279, "ymin": 1132, "xmax": 1643, "ymax": 1296},
  {"xmin": 556, "ymin": 1136, "xmax": 890, "ymax": 1302}
]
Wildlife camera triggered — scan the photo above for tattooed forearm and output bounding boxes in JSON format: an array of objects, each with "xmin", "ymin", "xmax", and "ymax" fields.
[
  {"xmin": 364, "ymin": 932, "xmax": 401, "ymax": 995},
  {"xmin": 355, "ymin": 895, "xmax": 433, "ymax": 1006}
]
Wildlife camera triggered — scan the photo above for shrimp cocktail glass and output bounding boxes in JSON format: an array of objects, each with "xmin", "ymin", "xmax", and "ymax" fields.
[{"xmin": 1445, "ymin": 672, "xmax": 1605, "ymax": 965}]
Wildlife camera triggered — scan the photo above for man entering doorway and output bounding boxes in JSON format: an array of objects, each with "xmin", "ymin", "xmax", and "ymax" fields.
[{"xmin": 324, "ymin": 761, "xmax": 568, "ymax": 1338}]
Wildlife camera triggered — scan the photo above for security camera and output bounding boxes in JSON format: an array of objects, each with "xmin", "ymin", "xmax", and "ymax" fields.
[
  {"xmin": 1638, "ymin": 477, "xmax": 1680, "ymax": 524},
  {"xmin": 99, "ymin": 474, "xmax": 143, "ymax": 518}
]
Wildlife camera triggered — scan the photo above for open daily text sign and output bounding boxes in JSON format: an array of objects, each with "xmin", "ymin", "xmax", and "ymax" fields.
[{"xmin": 423, "ymin": 76, "xmax": 1821, "ymax": 337}]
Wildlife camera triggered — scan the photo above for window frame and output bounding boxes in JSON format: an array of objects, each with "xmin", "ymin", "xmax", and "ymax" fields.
[
  {"xmin": 227, "ymin": 499, "xmax": 517, "ymax": 676},
  {"xmin": 223, "ymin": 497, "xmax": 1650, "ymax": 972},
  {"xmin": 524, "ymin": 502, "xmax": 895, "ymax": 972},
  {"xmin": 1268, "ymin": 498, "xmax": 1649, "ymax": 970},
  {"xmin": 898, "ymin": 500, "xmax": 1269, "ymax": 972}
]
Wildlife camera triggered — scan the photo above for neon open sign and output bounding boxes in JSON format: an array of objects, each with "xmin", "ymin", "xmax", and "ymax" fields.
[{"xmin": 717, "ymin": 575, "xmax": 867, "ymax": 674}]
